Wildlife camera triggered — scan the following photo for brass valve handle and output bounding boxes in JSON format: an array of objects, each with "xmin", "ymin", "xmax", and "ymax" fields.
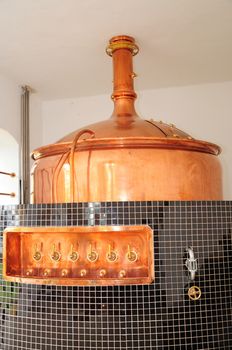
[
  {"xmin": 127, "ymin": 245, "xmax": 138, "ymax": 262},
  {"xmin": 51, "ymin": 244, "xmax": 61, "ymax": 262},
  {"xmin": 33, "ymin": 243, "xmax": 42, "ymax": 261},
  {"xmin": 87, "ymin": 244, "xmax": 98, "ymax": 262},
  {"xmin": 188, "ymin": 286, "xmax": 202, "ymax": 301},
  {"xmin": 69, "ymin": 244, "xmax": 79, "ymax": 262},
  {"xmin": 106, "ymin": 244, "xmax": 118, "ymax": 262}
]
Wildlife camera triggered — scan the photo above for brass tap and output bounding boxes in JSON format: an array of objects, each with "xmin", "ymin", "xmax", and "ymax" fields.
[
  {"xmin": 127, "ymin": 245, "xmax": 138, "ymax": 262},
  {"xmin": 87, "ymin": 244, "xmax": 98, "ymax": 262},
  {"xmin": 69, "ymin": 244, "xmax": 79, "ymax": 262},
  {"xmin": 106, "ymin": 244, "xmax": 118, "ymax": 262},
  {"xmin": 33, "ymin": 243, "xmax": 42, "ymax": 262},
  {"xmin": 51, "ymin": 244, "xmax": 61, "ymax": 262}
]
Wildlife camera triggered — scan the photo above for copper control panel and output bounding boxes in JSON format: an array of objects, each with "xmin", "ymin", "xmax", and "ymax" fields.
[{"xmin": 3, "ymin": 226, "xmax": 154, "ymax": 286}]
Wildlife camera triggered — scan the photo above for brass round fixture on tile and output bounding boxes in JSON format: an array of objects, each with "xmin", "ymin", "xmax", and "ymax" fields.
[{"xmin": 188, "ymin": 286, "xmax": 202, "ymax": 300}]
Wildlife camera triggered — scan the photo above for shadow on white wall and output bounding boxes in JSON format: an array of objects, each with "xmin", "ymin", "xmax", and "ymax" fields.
[{"xmin": 0, "ymin": 128, "xmax": 19, "ymax": 204}]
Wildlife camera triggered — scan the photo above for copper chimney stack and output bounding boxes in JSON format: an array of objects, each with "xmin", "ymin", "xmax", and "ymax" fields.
[
  {"xmin": 107, "ymin": 35, "xmax": 138, "ymax": 117},
  {"xmin": 31, "ymin": 35, "xmax": 223, "ymax": 203}
]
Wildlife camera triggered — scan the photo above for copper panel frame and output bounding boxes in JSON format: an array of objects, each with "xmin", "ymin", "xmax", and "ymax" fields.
[{"xmin": 3, "ymin": 225, "xmax": 154, "ymax": 286}]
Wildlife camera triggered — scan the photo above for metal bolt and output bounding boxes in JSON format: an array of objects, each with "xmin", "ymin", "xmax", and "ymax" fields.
[
  {"xmin": 99, "ymin": 269, "xmax": 106, "ymax": 277},
  {"xmin": 61, "ymin": 269, "xmax": 68, "ymax": 277},
  {"xmin": 119, "ymin": 270, "xmax": 126, "ymax": 278},
  {"xmin": 80, "ymin": 269, "xmax": 87, "ymax": 277}
]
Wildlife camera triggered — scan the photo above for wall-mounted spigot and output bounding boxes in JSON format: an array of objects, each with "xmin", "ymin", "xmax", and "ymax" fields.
[{"xmin": 185, "ymin": 247, "xmax": 198, "ymax": 281}]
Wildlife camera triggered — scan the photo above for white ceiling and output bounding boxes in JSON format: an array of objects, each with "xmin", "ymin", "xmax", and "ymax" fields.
[{"xmin": 0, "ymin": 0, "xmax": 232, "ymax": 100}]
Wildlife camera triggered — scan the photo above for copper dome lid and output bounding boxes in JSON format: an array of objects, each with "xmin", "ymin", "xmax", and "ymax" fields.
[
  {"xmin": 31, "ymin": 35, "xmax": 222, "ymax": 203},
  {"xmin": 32, "ymin": 35, "xmax": 220, "ymax": 160}
]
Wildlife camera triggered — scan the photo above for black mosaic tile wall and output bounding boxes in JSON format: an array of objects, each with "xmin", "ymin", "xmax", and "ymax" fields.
[{"xmin": 0, "ymin": 201, "xmax": 231, "ymax": 350}]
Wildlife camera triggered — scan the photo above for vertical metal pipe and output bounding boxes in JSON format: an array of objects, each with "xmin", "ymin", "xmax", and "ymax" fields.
[{"xmin": 20, "ymin": 86, "xmax": 31, "ymax": 204}]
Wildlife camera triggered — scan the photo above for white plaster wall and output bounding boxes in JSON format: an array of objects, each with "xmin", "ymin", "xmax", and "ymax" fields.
[
  {"xmin": 0, "ymin": 75, "xmax": 21, "ymax": 203},
  {"xmin": 0, "ymin": 75, "xmax": 21, "ymax": 142},
  {"xmin": 42, "ymin": 81, "xmax": 232, "ymax": 199},
  {"xmin": 0, "ymin": 129, "xmax": 19, "ymax": 204},
  {"xmin": 30, "ymin": 94, "xmax": 43, "ymax": 153},
  {"xmin": 42, "ymin": 94, "xmax": 112, "ymax": 145}
]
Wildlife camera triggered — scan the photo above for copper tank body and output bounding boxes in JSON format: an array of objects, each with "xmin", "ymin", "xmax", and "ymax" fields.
[{"xmin": 31, "ymin": 35, "xmax": 223, "ymax": 203}]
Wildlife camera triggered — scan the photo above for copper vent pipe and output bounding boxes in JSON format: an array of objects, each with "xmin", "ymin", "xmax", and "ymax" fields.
[
  {"xmin": 108, "ymin": 35, "xmax": 138, "ymax": 95},
  {"xmin": 21, "ymin": 85, "xmax": 31, "ymax": 204},
  {"xmin": 107, "ymin": 35, "xmax": 138, "ymax": 119}
]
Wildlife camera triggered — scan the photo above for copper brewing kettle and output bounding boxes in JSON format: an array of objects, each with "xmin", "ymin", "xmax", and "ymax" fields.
[{"xmin": 31, "ymin": 35, "xmax": 222, "ymax": 203}]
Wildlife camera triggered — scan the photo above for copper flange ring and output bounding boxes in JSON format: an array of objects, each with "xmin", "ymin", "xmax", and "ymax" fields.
[{"xmin": 106, "ymin": 42, "xmax": 139, "ymax": 56}]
